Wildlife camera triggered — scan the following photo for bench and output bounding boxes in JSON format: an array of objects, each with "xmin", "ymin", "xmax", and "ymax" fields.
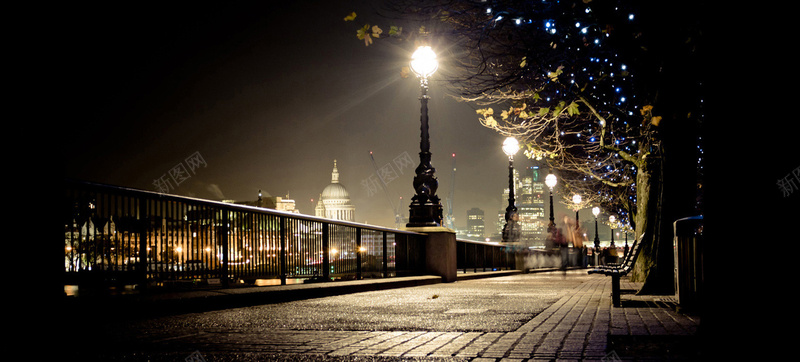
[{"xmin": 588, "ymin": 233, "xmax": 645, "ymax": 307}]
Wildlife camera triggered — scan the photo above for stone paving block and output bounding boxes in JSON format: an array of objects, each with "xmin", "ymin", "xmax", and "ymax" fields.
[
  {"xmin": 404, "ymin": 331, "xmax": 461, "ymax": 356},
  {"xmin": 382, "ymin": 331, "xmax": 442, "ymax": 356},
  {"xmin": 430, "ymin": 331, "xmax": 482, "ymax": 357}
]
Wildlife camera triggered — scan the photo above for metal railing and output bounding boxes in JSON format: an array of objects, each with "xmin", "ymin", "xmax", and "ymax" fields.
[
  {"xmin": 63, "ymin": 180, "xmax": 426, "ymax": 289},
  {"xmin": 457, "ymin": 238, "xmax": 515, "ymax": 273}
]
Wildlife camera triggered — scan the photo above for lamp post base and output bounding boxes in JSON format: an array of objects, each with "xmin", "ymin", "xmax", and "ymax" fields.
[{"xmin": 407, "ymin": 202, "xmax": 443, "ymax": 228}]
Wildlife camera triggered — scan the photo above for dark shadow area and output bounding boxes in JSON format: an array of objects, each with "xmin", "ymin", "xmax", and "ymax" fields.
[{"xmin": 608, "ymin": 335, "xmax": 701, "ymax": 361}]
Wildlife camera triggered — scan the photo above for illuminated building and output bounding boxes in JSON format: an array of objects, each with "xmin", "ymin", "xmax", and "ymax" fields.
[
  {"xmin": 496, "ymin": 166, "xmax": 546, "ymax": 245},
  {"xmin": 466, "ymin": 207, "xmax": 485, "ymax": 239},
  {"xmin": 315, "ymin": 160, "xmax": 355, "ymax": 222}
]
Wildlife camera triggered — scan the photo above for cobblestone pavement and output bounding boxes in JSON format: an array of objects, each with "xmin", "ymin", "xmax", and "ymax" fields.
[{"xmin": 69, "ymin": 271, "xmax": 701, "ymax": 361}]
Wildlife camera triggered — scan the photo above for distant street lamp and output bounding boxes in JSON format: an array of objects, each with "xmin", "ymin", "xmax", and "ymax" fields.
[
  {"xmin": 608, "ymin": 215, "xmax": 617, "ymax": 248},
  {"xmin": 592, "ymin": 206, "xmax": 601, "ymax": 265},
  {"xmin": 502, "ymin": 137, "xmax": 520, "ymax": 242},
  {"xmin": 545, "ymin": 173, "xmax": 557, "ymax": 232},
  {"xmin": 572, "ymin": 194, "xmax": 582, "ymax": 229},
  {"xmin": 407, "ymin": 46, "xmax": 443, "ymax": 227},
  {"xmin": 624, "ymin": 227, "xmax": 629, "ymax": 256}
]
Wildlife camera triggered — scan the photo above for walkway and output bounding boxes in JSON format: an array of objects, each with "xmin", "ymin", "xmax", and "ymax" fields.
[{"xmin": 65, "ymin": 271, "xmax": 702, "ymax": 361}]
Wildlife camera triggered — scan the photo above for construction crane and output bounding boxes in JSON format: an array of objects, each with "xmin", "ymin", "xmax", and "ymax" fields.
[{"xmin": 444, "ymin": 153, "xmax": 456, "ymax": 230}]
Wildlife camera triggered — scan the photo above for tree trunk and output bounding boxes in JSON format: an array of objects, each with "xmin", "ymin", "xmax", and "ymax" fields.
[{"xmin": 629, "ymin": 147, "xmax": 669, "ymax": 294}]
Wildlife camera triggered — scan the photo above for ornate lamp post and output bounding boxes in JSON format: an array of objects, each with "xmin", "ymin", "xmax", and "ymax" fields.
[
  {"xmin": 608, "ymin": 215, "xmax": 617, "ymax": 248},
  {"xmin": 592, "ymin": 206, "xmax": 600, "ymax": 265},
  {"xmin": 572, "ymin": 194, "xmax": 582, "ymax": 229},
  {"xmin": 407, "ymin": 46, "xmax": 443, "ymax": 227},
  {"xmin": 545, "ymin": 172, "xmax": 557, "ymax": 233},
  {"xmin": 623, "ymin": 226, "xmax": 629, "ymax": 257},
  {"xmin": 502, "ymin": 137, "xmax": 520, "ymax": 242}
]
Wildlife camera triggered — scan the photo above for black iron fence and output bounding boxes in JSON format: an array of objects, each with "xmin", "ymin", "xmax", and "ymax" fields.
[
  {"xmin": 457, "ymin": 238, "xmax": 515, "ymax": 273},
  {"xmin": 63, "ymin": 180, "xmax": 426, "ymax": 289}
]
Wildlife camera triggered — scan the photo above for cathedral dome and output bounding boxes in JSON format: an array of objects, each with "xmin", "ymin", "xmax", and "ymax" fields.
[
  {"xmin": 316, "ymin": 160, "xmax": 355, "ymax": 221},
  {"xmin": 322, "ymin": 183, "xmax": 349, "ymax": 201}
]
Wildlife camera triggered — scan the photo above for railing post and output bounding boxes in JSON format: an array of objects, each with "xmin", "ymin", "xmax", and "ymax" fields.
[
  {"xmin": 382, "ymin": 231, "xmax": 388, "ymax": 278},
  {"xmin": 280, "ymin": 216, "xmax": 287, "ymax": 285},
  {"xmin": 322, "ymin": 223, "xmax": 330, "ymax": 281},
  {"xmin": 221, "ymin": 210, "xmax": 230, "ymax": 287},
  {"xmin": 137, "ymin": 197, "xmax": 148, "ymax": 290},
  {"xmin": 461, "ymin": 242, "xmax": 466, "ymax": 274},
  {"xmin": 356, "ymin": 228, "xmax": 362, "ymax": 280},
  {"xmin": 473, "ymin": 244, "xmax": 478, "ymax": 273}
]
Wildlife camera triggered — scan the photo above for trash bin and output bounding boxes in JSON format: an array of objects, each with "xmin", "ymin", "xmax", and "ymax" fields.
[{"xmin": 673, "ymin": 215, "xmax": 703, "ymax": 311}]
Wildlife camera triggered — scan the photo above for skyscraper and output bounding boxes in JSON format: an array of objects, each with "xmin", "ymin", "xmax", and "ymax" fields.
[
  {"xmin": 497, "ymin": 166, "xmax": 546, "ymax": 246},
  {"xmin": 466, "ymin": 207, "xmax": 485, "ymax": 239}
]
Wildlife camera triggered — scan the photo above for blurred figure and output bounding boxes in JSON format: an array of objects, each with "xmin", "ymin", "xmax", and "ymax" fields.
[
  {"xmin": 562, "ymin": 216, "xmax": 588, "ymax": 268},
  {"xmin": 503, "ymin": 211, "xmax": 522, "ymax": 243},
  {"xmin": 546, "ymin": 223, "xmax": 567, "ymax": 272}
]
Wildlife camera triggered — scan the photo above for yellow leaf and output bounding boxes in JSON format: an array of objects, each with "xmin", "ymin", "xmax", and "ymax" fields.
[
  {"xmin": 372, "ymin": 25, "xmax": 382, "ymax": 38},
  {"xmin": 650, "ymin": 116, "xmax": 662, "ymax": 126},
  {"xmin": 343, "ymin": 12, "xmax": 357, "ymax": 21},
  {"xmin": 357, "ymin": 24, "xmax": 373, "ymax": 46},
  {"xmin": 400, "ymin": 66, "xmax": 410, "ymax": 78},
  {"xmin": 476, "ymin": 108, "xmax": 494, "ymax": 117}
]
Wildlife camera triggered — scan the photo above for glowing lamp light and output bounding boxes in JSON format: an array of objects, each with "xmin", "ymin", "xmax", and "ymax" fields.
[
  {"xmin": 502, "ymin": 137, "xmax": 520, "ymax": 157},
  {"xmin": 609, "ymin": 215, "xmax": 616, "ymax": 224},
  {"xmin": 545, "ymin": 173, "xmax": 557, "ymax": 189},
  {"xmin": 572, "ymin": 194, "xmax": 582, "ymax": 205},
  {"xmin": 410, "ymin": 46, "xmax": 438, "ymax": 79},
  {"xmin": 592, "ymin": 206, "xmax": 600, "ymax": 217}
]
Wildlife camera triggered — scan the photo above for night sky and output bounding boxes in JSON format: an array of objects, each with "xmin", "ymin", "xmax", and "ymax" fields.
[{"xmin": 62, "ymin": 1, "xmax": 575, "ymax": 232}]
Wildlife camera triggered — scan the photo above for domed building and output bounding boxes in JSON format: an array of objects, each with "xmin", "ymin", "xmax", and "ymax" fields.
[{"xmin": 315, "ymin": 160, "xmax": 355, "ymax": 222}]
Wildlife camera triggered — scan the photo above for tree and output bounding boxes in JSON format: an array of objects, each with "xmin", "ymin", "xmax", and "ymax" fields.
[{"xmin": 348, "ymin": 0, "xmax": 704, "ymax": 293}]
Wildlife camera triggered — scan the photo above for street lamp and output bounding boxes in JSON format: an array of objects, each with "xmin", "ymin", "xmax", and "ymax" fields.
[
  {"xmin": 407, "ymin": 46, "xmax": 443, "ymax": 227},
  {"xmin": 608, "ymin": 215, "xmax": 617, "ymax": 248},
  {"xmin": 592, "ymin": 206, "xmax": 600, "ymax": 265},
  {"xmin": 502, "ymin": 137, "xmax": 520, "ymax": 242},
  {"xmin": 572, "ymin": 194, "xmax": 582, "ymax": 230},
  {"xmin": 545, "ymin": 172, "xmax": 557, "ymax": 232}
]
